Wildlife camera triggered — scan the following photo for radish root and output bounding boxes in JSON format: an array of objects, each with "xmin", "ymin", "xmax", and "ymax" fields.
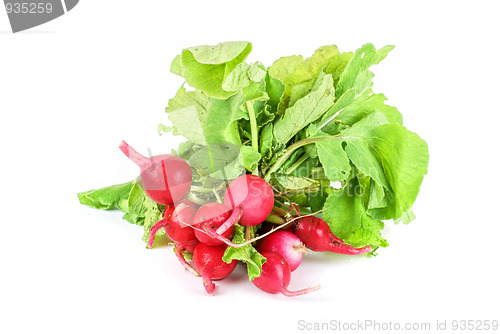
[
  {"xmin": 201, "ymin": 210, "xmax": 325, "ymax": 249},
  {"xmin": 281, "ymin": 285, "xmax": 321, "ymax": 297},
  {"xmin": 174, "ymin": 243, "xmax": 200, "ymax": 277}
]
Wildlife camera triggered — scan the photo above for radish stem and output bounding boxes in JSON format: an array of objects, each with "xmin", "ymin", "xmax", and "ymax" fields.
[
  {"xmin": 215, "ymin": 206, "xmax": 243, "ymax": 235},
  {"xmin": 119, "ymin": 140, "xmax": 150, "ymax": 169},
  {"xmin": 245, "ymin": 226, "xmax": 251, "ymax": 241},
  {"xmin": 265, "ymin": 213, "xmax": 286, "ymax": 224},
  {"xmin": 263, "ymin": 135, "xmax": 342, "ymax": 182},
  {"xmin": 147, "ymin": 219, "xmax": 168, "ymax": 248},
  {"xmin": 246, "ymin": 101, "xmax": 260, "ymax": 176},
  {"xmin": 272, "ymin": 206, "xmax": 288, "ymax": 217},
  {"xmin": 285, "ymin": 154, "xmax": 309, "ymax": 175},
  {"xmin": 186, "ymin": 192, "xmax": 209, "ymax": 206},
  {"xmin": 175, "ymin": 243, "xmax": 200, "ymax": 277}
]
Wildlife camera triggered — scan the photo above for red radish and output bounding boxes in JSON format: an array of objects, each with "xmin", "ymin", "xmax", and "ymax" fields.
[
  {"xmin": 119, "ymin": 141, "xmax": 192, "ymax": 205},
  {"xmin": 148, "ymin": 204, "xmax": 199, "ymax": 276},
  {"xmin": 193, "ymin": 243, "xmax": 237, "ymax": 295},
  {"xmin": 192, "ymin": 203, "xmax": 235, "ymax": 246},
  {"xmin": 252, "ymin": 252, "xmax": 320, "ymax": 297},
  {"xmin": 222, "ymin": 175, "xmax": 274, "ymax": 227},
  {"xmin": 163, "ymin": 205, "xmax": 197, "ymax": 243},
  {"xmin": 201, "ymin": 175, "xmax": 274, "ymax": 247},
  {"xmin": 292, "ymin": 216, "xmax": 373, "ymax": 255},
  {"xmin": 147, "ymin": 204, "xmax": 197, "ymax": 248},
  {"xmin": 257, "ymin": 231, "xmax": 306, "ymax": 272},
  {"xmin": 208, "ymin": 175, "xmax": 274, "ymax": 247}
]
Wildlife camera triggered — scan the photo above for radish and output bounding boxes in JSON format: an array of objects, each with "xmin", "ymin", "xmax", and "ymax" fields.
[
  {"xmin": 193, "ymin": 243, "xmax": 237, "ymax": 295},
  {"xmin": 257, "ymin": 231, "xmax": 305, "ymax": 272},
  {"xmin": 164, "ymin": 204, "xmax": 197, "ymax": 242},
  {"xmin": 223, "ymin": 175, "xmax": 274, "ymax": 227},
  {"xmin": 192, "ymin": 203, "xmax": 235, "ymax": 246},
  {"xmin": 202, "ymin": 175, "xmax": 274, "ymax": 246},
  {"xmin": 119, "ymin": 141, "xmax": 192, "ymax": 205},
  {"xmin": 148, "ymin": 204, "xmax": 199, "ymax": 276},
  {"xmin": 147, "ymin": 204, "xmax": 197, "ymax": 248},
  {"xmin": 291, "ymin": 216, "xmax": 373, "ymax": 255},
  {"xmin": 252, "ymin": 252, "xmax": 320, "ymax": 297}
]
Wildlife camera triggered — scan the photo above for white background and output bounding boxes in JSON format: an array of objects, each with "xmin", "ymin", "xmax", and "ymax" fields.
[{"xmin": 1, "ymin": 1, "xmax": 499, "ymax": 333}]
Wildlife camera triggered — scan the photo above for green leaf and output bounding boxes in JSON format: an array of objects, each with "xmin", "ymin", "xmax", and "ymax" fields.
[
  {"xmin": 273, "ymin": 74, "xmax": 335, "ymax": 144},
  {"xmin": 222, "ymin": 225, "xmax": 267, "ymax": 280},
  {"xmin": 288, "ymin": 156, "xmax": 319, "ymax": 178},
  {"xmin": 308, "ymin": 186, "xmax": 333, "ymax": 212},
  {"xmin": 319, "ymin": 92, "xmax": 402, "ymax": 135},
  {"xmin": 125, "ymin": 183, "xmax": 150, "ymax": 217},
  {"xmin": 222, "ymin": 62, "xmax": 266, "ymax": 91},
  {"xmin": 204, "ymin": 93, "xmax": 247, "ymax": 146},
  {"xmin": 122, "ymin": 212, "xmax": 144, "ymax": 225},
  {"xmin": 269, "ymin": 45, "xmax": 340, "ymax": 111},
  {"xmin": 336, "ymin": 43, "xmax": 393, "ymax": 99},
  {"xmin": 288, "ymin": 79, "xmax": 316, "ymax": 108},
  {"xmin": 188, "ymin": 143, "xmax": 245, "ymax": 180},
  {"xmin": 180, "ymin": 41, "xmax": 252, "ymax": 98},
  {"xmin": 268, "ymin": 55, "xmax": 303, "ymax": 88},
  {"xmin": 275, "ymin": 174, "xmax": 317, "ymax": 190},
  {"xmin": 324, "ymin": 52, "xmax": 353, "ymax": 84},
  {"xmin": 323, "ymin": 178, "xmax": 388, "ymax": 248},
  {"xmin": 339, "ymin": 121, "xmax": 427, "ymax": 222},
  {"xmin": 170, "ymin": 141, "xmax": 195, "ymax": 160},
  {"xmin": 79, "ymin": 179, "xmax": 167, "ymax": 245},
  {"xmin": 78, "ymin": 181, "xmax": 133, "ymax": 210},
  {"xmin": 141, "ymin": 198, "xmax": 166, "ymax": 246},
  {"xmin": 314, "ymin": 44, "xmax": 398, "ymax": 136},
  {"xmin": 206, "ymin": 81, "xmax": 270, "ymax": 147},
  {"xmin": 259, "ymin": 123, "xmax": 274, "ymax": 159},
  {"xmin": 363, "ymin": 124, "xmax": 429, "ymax": 221},
  {"xmin": 240, "ymin": 146, "xmax": 261, "ymax": 172},
  {"xmin": 316, "ymin": 139, "xmax": 351, "ymax": 182},
  {"xmin": 337, "ymin": 111, "xmax": 388, "ymax": 182},
  {"xmin": 376, "ymin": 45, "xmax": 395, "ymax": 64},
  {"xmin": 265, "ymin": 72, "xmax": 285, "ymax": 112},
  {"xmin": 165, "ymin": 84, "xmax": 266, "ymax": 147},
  {"xmin": 309, "ymin": 123, "xmax": 351, "ymax": 182},
  {"xmin": 157, "ymin": 123, "xmax": 173, "ymax": 136},
  {"xmin": 165, "ymin": 87, "xmax": 210, "ymax": 145},
  {"xmin": 170, "ymin": 54, "xmax": 182, "ymax": 76}
]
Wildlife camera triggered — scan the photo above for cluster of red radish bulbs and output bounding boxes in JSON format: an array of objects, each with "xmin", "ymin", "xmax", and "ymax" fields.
[{"xmin": 119, "ymin": 141, "xmax": 372, "ymax": 296}]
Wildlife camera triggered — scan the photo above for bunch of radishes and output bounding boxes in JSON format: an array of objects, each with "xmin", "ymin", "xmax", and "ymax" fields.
[{"xmin": 120, "ymin": 141, "xmax": 372, "ymax": 296}]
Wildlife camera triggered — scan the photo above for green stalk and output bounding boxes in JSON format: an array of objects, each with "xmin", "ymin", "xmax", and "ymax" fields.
[
  {"xmin": 265, "ymin": 213, "xmax": 286, "ymax": 224},
  {"xmin": 190, "ymin": 185, "xmax": 215, "ymax": 193},
  {"xmin": 285, "ymin": 154, "xmax": 309, "ymax": 175},
  {"xmin": 263, "ymin": 134, "xmax": 341, "ymax": 182},
  {"xmin": 246, "ymin": 101, "xmax": 260, "ymax": 176},
  {"xmin": 272, "ymin": 205, "xmax": 288, "ymax": 217},
  {"xmin": 212, "ymin": 188, "xmax": 222, "ymax": 204},
  {"xmin": 186, "ymin": 192, "xmax": 209, "ymax": 206}
]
